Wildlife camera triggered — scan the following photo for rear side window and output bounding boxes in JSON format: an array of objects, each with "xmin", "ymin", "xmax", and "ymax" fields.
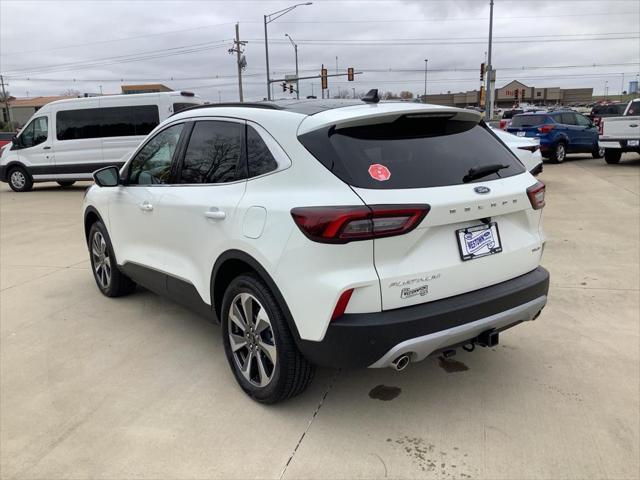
[
  {"xmin": 510, "ymin": 115, "xmax": 550, "ymax": 127},
  {"xmin": 179, "ymin": 121, "xmax": 244, "ymax": 184},
  {"xmin": 246, "ymin": 126, "xmax": 278, "ymax": 178},
  {"xmin": 56, "ymin": 105, "xmax": 159, "ymax": 140},
  {"xmin": 560, "ymin": 113, "xmax": 577, "ymax": 125},
  {"xmin": 299, "ymin": 117, "xmax": 525, "ymax": 189},
  {"xmin": 173, "ymin": 103, "xmax": 199, "ymax": 114}
]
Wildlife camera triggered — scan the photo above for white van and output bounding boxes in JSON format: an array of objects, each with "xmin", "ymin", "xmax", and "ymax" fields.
[{"xmin": 0, "ymin": 91, "xmax": 204, "ymax": 191}]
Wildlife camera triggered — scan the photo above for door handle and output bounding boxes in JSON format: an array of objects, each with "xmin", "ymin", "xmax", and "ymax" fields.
[
  {"xmin": 42, "ymin": 146, "xmax": 51, "ymax": 150},
  {"xmin": 139, "ymin": 201, "xmax": 153, "ymax": 212},
  {"xmin": 204, "ymin": 209, "xmax": 226, "ymax": 220}
]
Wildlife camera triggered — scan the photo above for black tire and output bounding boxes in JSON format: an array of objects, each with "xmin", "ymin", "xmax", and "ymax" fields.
[
  {"xmin": 7, "ymin": 166, "xmax": 33, "ymax": 192},
  {"xmin": 88, "ymin": 221, "xmax": 136, "ymax": 297},
  {"xmin": 604, "ymin": 149, "xmax": 622, "ymax": 164},
  {"xmin": 548, "ymin": 142, "xmax": 566, "ymax": 163},
  {"xmin": 592, "ymin": 146, "xmax": 605, "ymax": 159},
  {"xmin": 221, "ymin": 273, "xmax": 315, "ymax": 404},
  {"xmin": 57, "ymin": 180, "xmax": 76, "ymax": 187}
]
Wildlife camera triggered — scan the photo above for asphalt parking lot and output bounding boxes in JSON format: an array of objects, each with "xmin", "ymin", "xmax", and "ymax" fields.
[{"xmin": 1, "ymin": 154, "xmax": 638, "ymax": 479}]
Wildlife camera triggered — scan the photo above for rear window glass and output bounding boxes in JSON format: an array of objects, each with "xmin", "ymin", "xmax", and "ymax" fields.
[
  {"xmin": 510, "ymin": 115, "xmax": 550, "ymax": 127},
  {"xmin": 299, "ymin": 117, "xmax": 525, "ymax": 189},
  {"xmin": 502, "ymin": 110, "xmax": 523, "ymax": 119}
]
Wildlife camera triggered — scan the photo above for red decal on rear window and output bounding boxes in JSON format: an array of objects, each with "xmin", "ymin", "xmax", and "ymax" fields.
[{"xmin": 368, "ymin": 164, "xmax": 391, "ymax": 181}]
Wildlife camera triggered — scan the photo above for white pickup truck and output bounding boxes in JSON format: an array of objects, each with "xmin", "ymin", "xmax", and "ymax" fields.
[{"xmin": 599, "ymin": 98, "xmax": 640, "ymax": 164}]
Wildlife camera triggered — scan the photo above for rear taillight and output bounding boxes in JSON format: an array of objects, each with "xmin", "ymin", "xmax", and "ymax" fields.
[
  {"xmin": 538, "ymin": 125, "xmax": 555, "ymax": 134},
  {"xmin": 499, "ymin": 120, "xmax": 507, "ymax": 129},
  {"xmin": 331, "ymin": 288, "xmax": 354, "ymax": 320},
  {"xmin": 518, "ymin": 145, "xmax": 540, "ymax": 153},
  {"xmin": 290, "ymin": 205, "xmax": 430, "ymax": 244},
  {"xmin": 527, "ymin": 181, "xmax": 546, "ymax": 210},
  {"xmin": 598, "ymin": 122, "xmax": 604, "ymax": 135}
]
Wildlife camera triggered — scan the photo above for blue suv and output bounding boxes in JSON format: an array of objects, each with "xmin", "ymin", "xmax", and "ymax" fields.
[{"xmin": 506, "ymin": 110, "xmax": 602, "ymax": 163}]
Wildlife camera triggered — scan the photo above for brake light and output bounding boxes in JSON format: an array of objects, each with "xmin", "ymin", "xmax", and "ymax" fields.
[
  {"xmin": 331, "ymin": 288, "xmax": 354, "ymax": 320},
  {"xmin": 499, "ymin": 120, "xmax": 507, "ymax": 129},
  {"xmin": 598, "ymin": 122, "xmax": 603, "ymax": 135},
  {"xmin": 538, "ymin": 125, "xmax": 555, "ymax": 134},
  {"xmin": 527, "ymin": 181, "xmax": 546, "ymax": 210},
  {"xmin": 518, "ymin": 145, "xmax": 540, "ymax": 153},
  {"xmin": 290, "ymin": 205, "xmax": 430, "ymax": 244}
]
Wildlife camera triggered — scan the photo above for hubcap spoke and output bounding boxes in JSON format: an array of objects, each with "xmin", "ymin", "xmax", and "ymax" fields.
[
  {"xmin": 258, "ymin": 340, "xmax": 277, "ymax": 365},
  {"xmin": 230, "ymin": 303, "xmax": 247, "ymax": 332},
  {"xmin": 229, "ymin": 333, "xmax": 248, "ymax": 352},
  {"xmin": 240, "ymin": 350, "xmax": 254, "ymax": 381},
  {"xmin": 254, "ymin": 307, "xmax": 270, "ymax": 334},
  {"xmin": 256, "ymin": 354, "xmax": 270, "ymax": 387},
  {"xmin": 240, "ymin": 294, "xmax": 254, "ymax": 327}
]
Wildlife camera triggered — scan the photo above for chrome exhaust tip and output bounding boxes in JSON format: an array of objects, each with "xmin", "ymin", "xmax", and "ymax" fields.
[{"xmin": 391, "ymin": 354, "xmax": 411, "ymax": 371}]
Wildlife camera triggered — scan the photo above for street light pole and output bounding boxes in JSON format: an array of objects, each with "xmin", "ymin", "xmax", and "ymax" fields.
[
  {"xmin": 263, "ymin": 2, "xmax": 313, "ymax": 101},
  {"xmin": 285, "ymin": 33, "xmax": 300, "ymax": 99},
  {"xmin": 423, "ymin": 59, "xmax": 428, "ymax": 102},
  {"xmin": 485, "ymin": 0, "xmax": 495, "ymax": 119}
]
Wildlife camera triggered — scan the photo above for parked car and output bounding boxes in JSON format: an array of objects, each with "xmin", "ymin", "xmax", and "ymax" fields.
[
  {"xmin": 0, "ymin": 132, "xmax": 14, "ymax": 149},
  {"xmin": 0, "ymin": 91, "xmax": 204, "ymax": 192},
  {"xmin": 506, "ymin": 110, "xmax": 601, "ymax": 163},
  {"xmin": 599, "ymin": 98, "xmax": 640, "ymax": 164},
  {"xmin": 498, "ymin": 109, "xmax": 523, "ymax": 130},
  {"xmin": 589, "ymin": 103, "xmax": 627, "ymax": 133},
  {"xmin": 83, "ymin": 96, "xmax": 549, "ymax": 403},
  {"xmin": 492, "ymin": 127, "xmax": 543, "ymax": 175}
]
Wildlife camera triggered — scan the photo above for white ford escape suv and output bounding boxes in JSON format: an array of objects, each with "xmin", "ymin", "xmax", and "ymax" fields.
[{"xmin": 83, "ymin": 94, "xmax": 550, "ymax": 403}]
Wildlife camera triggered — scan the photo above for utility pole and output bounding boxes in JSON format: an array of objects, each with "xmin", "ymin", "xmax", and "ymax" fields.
[
  {"xmin": 0, "ymin": 75, "xmax": 12, "ymax": 126},
  {"xmin": 230, "ymin": 23, "xmax": 247, "ymax": 102},
  {"xmin": 352, "ymin": 87, "xmax": 356, "ymax": 99},
  {"xmin": 485, "ymin": 0, "xmax": 495, "ymax": 120},
  {"xmin": 423, "ymin": 59, "xmax": 428, "ymax": 102}
]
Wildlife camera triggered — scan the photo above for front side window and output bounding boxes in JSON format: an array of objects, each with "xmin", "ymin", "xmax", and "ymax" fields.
[
  {"xmin": 127, "ymin": 124, "xmax": 183, "ymax": 185},
  {"xmin": 247, "ymin": 126, "xmax": 278, "ymax": 178},
  {"xmin": 19, "ymin": 116, "xmax": 48, "ymax": 148},
  {"xmin": 179, "ymin": 121, "xmax": 243, "ymax": 184}
]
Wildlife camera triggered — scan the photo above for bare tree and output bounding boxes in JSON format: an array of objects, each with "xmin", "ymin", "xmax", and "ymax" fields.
[
  {"xmin": 60, "ymin": 89, "xmax": 81, "ymax": 97},
  {"xmin": 332, "ymin": 88, "xmax": 351, "ymax": 99},
  {"xmin": 399, "ymin": 91, "xmax": 414, "ymax": 100}
]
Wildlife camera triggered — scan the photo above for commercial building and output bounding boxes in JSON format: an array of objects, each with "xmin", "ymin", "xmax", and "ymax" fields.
[
  {"xmin": 121, "ymin": 84, "xmax": 172, "ymax": 94},
  {"xmin": 420, "ymin": 80, "xmax": 594, "ymax": 108},
  {"xmin": 1, "ymin": 96, "xmax": 75, "ymax": 128}
]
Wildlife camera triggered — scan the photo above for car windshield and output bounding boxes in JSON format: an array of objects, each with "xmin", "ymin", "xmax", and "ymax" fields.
[{"xmin": 510, "ymin": 115, "xmax": 549, "ymax": 127}]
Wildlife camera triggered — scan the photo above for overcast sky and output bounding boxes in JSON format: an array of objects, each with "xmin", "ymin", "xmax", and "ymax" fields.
[{"xmin": 1, "ymin": 0, "xmax": 639, "ymax": 102}]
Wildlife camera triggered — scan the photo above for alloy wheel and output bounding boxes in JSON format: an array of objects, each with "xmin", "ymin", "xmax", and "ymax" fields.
[
  {"xmin": 598, "ymin": 147, "xmax": 605, "ymax": 157},
  {"xmin": 91, "ymin": 231, "xmax": 111, "ymax": 289},
  {"xmin": 10, "ymin": 170, "xmax": 26, "ymax": 189},
  {"xmin": 228, "ymin": 292, "xmax": 277, "ymax": 387},
  {"xmin": 556, "ymin": 144, "xmax": 565, "ymax": 162}
]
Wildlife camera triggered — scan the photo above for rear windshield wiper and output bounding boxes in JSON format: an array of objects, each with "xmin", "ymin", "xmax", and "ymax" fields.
[{"xmin": 463, "ymin": 164, "xmax": 510, "ymax": 183}]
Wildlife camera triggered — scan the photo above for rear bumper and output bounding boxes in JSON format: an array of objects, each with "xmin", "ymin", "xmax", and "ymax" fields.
[{"xmin": 297, "ymin": 267, "xmax": 550, "ymax": 368}]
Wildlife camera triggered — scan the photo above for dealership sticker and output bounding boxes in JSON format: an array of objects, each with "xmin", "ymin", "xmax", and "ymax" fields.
[{"xmin": 368, "ymin": 164, "xmax": 391, "ymax": 181}]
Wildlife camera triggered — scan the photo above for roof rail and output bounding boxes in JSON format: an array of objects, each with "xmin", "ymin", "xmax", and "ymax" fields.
[{"xmin": 171, "ymin": 102, "xmax": 282, "ymax": 116}]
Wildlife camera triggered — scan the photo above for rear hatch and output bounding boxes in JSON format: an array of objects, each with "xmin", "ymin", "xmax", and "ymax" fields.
[
  {"xmin": 506, "ymin": 114, "xmax": 552, "ymax": 138},
  {"xmin": 299, "ymin": 106, "xmax": 544, "ymax": 310}
]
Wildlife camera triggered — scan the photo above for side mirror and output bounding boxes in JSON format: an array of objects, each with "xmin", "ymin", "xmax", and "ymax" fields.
[
  {"xmin": 11, "ymin": 135, "xmax": 21, "ymax": 148},
  {"xmin": 93, "ymin": 166, "xmax": 120, "ymax": 187}
]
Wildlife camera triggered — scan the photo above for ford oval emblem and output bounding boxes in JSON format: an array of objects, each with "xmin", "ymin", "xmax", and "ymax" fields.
[{"xmin": 474, "ymin": 186, "xmax": 491, "ymax": 194}]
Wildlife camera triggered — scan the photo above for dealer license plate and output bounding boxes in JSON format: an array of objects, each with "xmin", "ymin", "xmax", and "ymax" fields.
[{"xmin": 456, "ymin": 222, "xmax": 503, "ymax": 261}]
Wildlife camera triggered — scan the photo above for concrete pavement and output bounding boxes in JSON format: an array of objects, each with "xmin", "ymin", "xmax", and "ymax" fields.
[{"xmin": 1, "ymin": 154, "xmax": 638, "ymax": 479}]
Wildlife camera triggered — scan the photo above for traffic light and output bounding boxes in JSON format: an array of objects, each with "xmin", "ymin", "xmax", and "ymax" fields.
[
  {"xmin": 321, "ymin": 68, "xmax": 328, "ymax": 90},
  {"xmin": 347, "ymin": 67, "xmax": 354, "ymax": 81},
  {"xmin": 480, "ymin": 63, "xmax": 485, "ymax": 82},
  {"xmin": 289, "ymin": 84, "xmax": 294, "ymax": 94},
  {"xmin": 282, "ymin": 83, "xmax": 287, "ymax": 92}
]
